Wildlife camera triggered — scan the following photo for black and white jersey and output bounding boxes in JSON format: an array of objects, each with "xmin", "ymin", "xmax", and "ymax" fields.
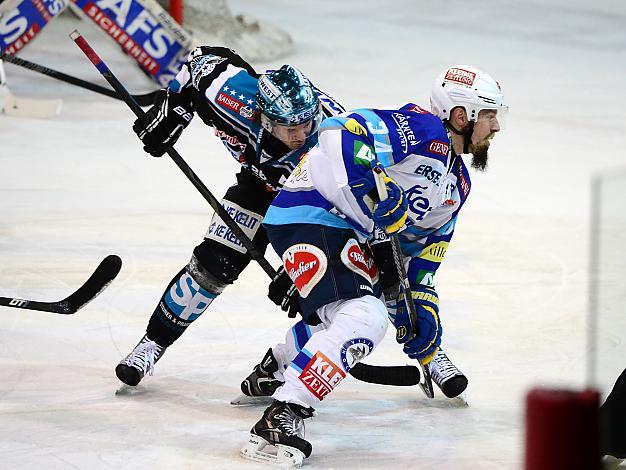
[{"xmin": 169, "ymin": 46, "xmax": 344, "ymax": 191}]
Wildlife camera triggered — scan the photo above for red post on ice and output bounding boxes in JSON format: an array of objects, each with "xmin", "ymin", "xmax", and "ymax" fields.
[
  {"xmin": 169, "ymin": 0, "xmax": 183, "ymax": 25},
  {"xmin": 525, "ymin": 387, "xmax": 601, "ymax": 470}
]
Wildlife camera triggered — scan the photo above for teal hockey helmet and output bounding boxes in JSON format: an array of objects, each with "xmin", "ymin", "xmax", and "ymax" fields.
[{"xmin": 257, "ymin": 65, "xmax": 321, "ymax": 131}]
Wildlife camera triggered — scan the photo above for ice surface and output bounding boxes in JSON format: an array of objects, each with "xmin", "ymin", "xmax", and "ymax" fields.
[{"xmin": 1, "ymin": 1, "xmax": 625, "ymax": 468}]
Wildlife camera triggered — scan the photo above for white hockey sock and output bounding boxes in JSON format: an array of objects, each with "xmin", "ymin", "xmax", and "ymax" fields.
[{"xmin": 273, "ymin": 296, "xmax": 387, "ymax": 409}]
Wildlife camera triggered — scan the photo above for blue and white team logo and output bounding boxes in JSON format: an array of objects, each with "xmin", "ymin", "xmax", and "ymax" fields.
[
  {"xmin": 340, "ymin": 338, "xmax": 374, "ymax": 372},
  {"xmin": 190, "ymin": 54, "xmax": 226, "ymax": 90}
]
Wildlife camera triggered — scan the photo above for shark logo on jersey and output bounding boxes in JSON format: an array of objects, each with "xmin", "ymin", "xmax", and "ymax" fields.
[
  {"xmin": 190, "ymin": 55, "xmax": 226, "ymax": 90},
  {"xmin": 340, "ymin": 338, "xmax": 374, "ymax": 372}
]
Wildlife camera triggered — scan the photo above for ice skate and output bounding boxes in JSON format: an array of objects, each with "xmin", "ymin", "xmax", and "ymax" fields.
[
  {"xmin": 232, "ymin": 348, "xmax": 284, "ymax": 406},
  {"xmin": 428, "ymin": 349, "xmax": 468, "ymax": 399},
  {"xmin": 241, "ymin": 400, "xmax": 314, "ymax": 468},
  {"xmin": 115, "ymin": 334, "xmax": 167, "ymax": 386}
]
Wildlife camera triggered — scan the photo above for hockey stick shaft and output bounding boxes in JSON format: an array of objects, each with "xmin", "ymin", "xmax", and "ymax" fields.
[
  {"xmin": 70, "ymin": 30, "xmax": 276, "ymax": 278},
  {"xmin": 0, "ymin": 53, "xmax": 158, "ymax": 107},
  {"xmin": 0, "ymin": 255, "xmax": 122, "ymax": 314},
  {"xmin": 373, "ymin": 167, "xmax": 435, "ymax": 397},
  {"xmin": 70, "ymin": 31, "xmax": 418, "ymax": 387}
]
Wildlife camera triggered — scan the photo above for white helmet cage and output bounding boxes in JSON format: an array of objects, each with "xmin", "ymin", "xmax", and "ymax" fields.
[{"xmin": 430, "ymin": 65, "xmax": 507, "ymax": 123}]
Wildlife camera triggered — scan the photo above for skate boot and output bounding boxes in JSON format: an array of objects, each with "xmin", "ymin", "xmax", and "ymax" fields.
[
  {"xmin": 241, "ymin": 400, "xmax": 314, "ymax": 468},
  {"xmin": 231, "ymin": 348, "xmax": 284, "ymax": 406},
  {"xmin": 115, "ymin": 334, "xmax": 167, "ymax": 386},
  {"xmin": 428, "ymin": 349, "xmax": 468, "ymax": 398}
]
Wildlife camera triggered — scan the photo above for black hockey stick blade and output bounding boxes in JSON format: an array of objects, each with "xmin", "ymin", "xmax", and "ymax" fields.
[
  {"xmin": 0, "ymin": 255, "xmax": 122, "ymax": 314},
  {"xmin": 350, "ymin": 362, "xmax": 420, "ymax": 386}
]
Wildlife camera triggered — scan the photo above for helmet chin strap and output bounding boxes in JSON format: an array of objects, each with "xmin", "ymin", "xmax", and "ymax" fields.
[{"xmin": 445, "ymin": 120, "xmax": 474, "ymax": 154}]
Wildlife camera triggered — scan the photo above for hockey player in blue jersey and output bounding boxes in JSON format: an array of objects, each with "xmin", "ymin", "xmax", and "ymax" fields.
[
  {"xmin": 239, "ymin": 65, "xmax": 507, "ymax": 467},
  {"xmin": 115, "ymin": 46, "xmax": 345, "ymax": 387}
]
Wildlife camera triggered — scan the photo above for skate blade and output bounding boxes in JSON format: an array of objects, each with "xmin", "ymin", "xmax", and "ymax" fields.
[
  {"xmin": 230, "ymin": 394, "xmax": 273, "ymax": 406},
  {"xmin": 449, "ymin": 392, "xmax": 469, "ymax": 407},
  {"xmin": 241, "ymin": 434, "xmax": 304, "ymax": 468}
]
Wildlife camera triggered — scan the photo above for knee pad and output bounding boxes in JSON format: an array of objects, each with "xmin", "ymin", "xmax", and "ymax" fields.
[
  {"xmin": 193, "ymin": 237, "xmax": 252, "ymax": 285},
  {"xmin": 348, "ymin": 295, "xmax": 389, "ymax": 345}
]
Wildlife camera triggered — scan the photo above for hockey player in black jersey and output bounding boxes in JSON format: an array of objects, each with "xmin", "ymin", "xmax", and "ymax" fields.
[{"xmin": 115, "ymin": 46, "xmax": 345, "ymax": 387}]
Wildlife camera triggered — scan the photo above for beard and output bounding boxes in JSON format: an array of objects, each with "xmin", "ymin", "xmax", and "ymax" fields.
[{"xmin": 469, "ymin": 135, "xmax": 493, "ymax": 172}]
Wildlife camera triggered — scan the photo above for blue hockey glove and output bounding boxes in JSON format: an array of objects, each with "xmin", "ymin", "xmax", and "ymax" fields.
[
  {"xmin": 350, "ymin": 167, "xmax": 408, "ymax": 234},
  {"xmin": 133, "ymin": 89, "xmax": 194, "ymax": 157},
  {"xmin": 388, "ymin": 285, "xmax": 442, "ymax": 365}
]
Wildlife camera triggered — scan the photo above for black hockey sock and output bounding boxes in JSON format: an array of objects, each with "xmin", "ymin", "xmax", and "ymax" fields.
[{"xmin": 145, "ymin": 267, "xmax": 220, "ymax": 347}]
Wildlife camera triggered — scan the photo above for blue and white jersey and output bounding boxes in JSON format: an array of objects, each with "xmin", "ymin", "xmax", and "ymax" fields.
[
  {"xmin": 168, "ymin": 46, "xmax": 344, "ymax": 191},
  {"xmin": 264, "ymin": 103, "xmax": 473, "ymax": 286}
]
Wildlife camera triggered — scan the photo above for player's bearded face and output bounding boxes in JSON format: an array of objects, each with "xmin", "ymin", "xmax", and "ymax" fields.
[{"xmin": 469, "ymin": 110, "xmax": 501, "ymax": 171}]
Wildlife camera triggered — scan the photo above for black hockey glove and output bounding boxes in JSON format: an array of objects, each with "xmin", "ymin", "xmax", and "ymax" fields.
[
  {"xmin": 132, "ymin": 88, "xmax": 194, "ymax": 157},
  {"xmin": 268, "ymin": 266, "xmax": 301, "ymax": 318},
  {"xmin": 370, "ymin": 238, "xmax": 401, "ymax": 301}
]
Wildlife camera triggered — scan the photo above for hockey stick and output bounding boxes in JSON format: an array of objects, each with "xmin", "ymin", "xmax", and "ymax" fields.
[
  {"xmin": 0, "ymin": 53, "xmax": 158, "ymax": 107},
  {"xmin": 70, "ymin": 31, "xmax": 419, "ymax": 387},
  {"xmin": 373, "ymin": 167, "xmax": 435, "ymax": 398},
  {"xmin": 0, "ymin": 58, "xmax": 62, "ymax": 118},
  {"xmin": 70, "ymin": 30, "xmax": 276, "ymax": 278},
  {"xmin": 0, "ymin": 255, "xmax": 122, "ymax": 314}
]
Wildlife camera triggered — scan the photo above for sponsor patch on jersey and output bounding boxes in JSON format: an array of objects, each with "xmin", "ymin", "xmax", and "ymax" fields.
[
  {"xmin": 213, "ymin": 128, "xmax": 246, "ymax": 152},
  {"xmin": 205, "ymin": 200, "xmax": 263, "ymax": 254},
  {"xmin": 299, "ymin": 351, "xmax": 346, "ymax": 400},
  {"xmin": 415, "ymin": 164, "xmax": 442, "ymax": 185},
  {"xmin": 190, "ymin": 55, "xmax": 226, "ymax": 90},
  {"xmin": 414, "ymin": 270, "xmax": 435, "ymax": 287},
  {"xmin": 340, "ymin": 338, "xmax": 374, "ymax": 372},
  {"xmin": 418, "ymin": 241, "xmax": 449, "ymax": 263},
  {"xmin": 340, "ymin": 239, "xmax": 379, "ymax": 284},
  {"xmin": 216, "ymin": 92, "xmax": 246, "ymax": 114},
  {"xmin": 428, "ymin": 140, "xmax": 450, "ymax": 157},
  {"xmin": 392, "ymin": 112, "xmax": 420, "ymax": 153},
  {"xmin": 353, "ymin": 141, "xmax": 375, "ymax": 166},
  {"xmin": 164, "ymin": 272, "xmax": 216, "ymax": 321},
  {"xmin": 345, "ymin": 118, "xmax": 368, "ymax": 136},
  {"xmin": 239, "ymin": 105, "xmax": 255, "ymax": 120},
  {"xmin": 283, "ymin": 243, "xmax": 328, "ymax": 298},
  {"xmin": 456, "ymin": 158, "xmax": 471, "ymax": 198},
  {"xmin": 444, "ymin": 67, "xmax": 476, "ymax": 87},
  {"xmin": 407, "ymin": 104, "xmax": 430, "ymax": 114}
]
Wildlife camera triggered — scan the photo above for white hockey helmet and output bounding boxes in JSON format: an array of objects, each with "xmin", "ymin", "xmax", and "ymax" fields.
[{"xmin": 430, "ymin": 65, "xmax": 507, "ymax": 122}]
